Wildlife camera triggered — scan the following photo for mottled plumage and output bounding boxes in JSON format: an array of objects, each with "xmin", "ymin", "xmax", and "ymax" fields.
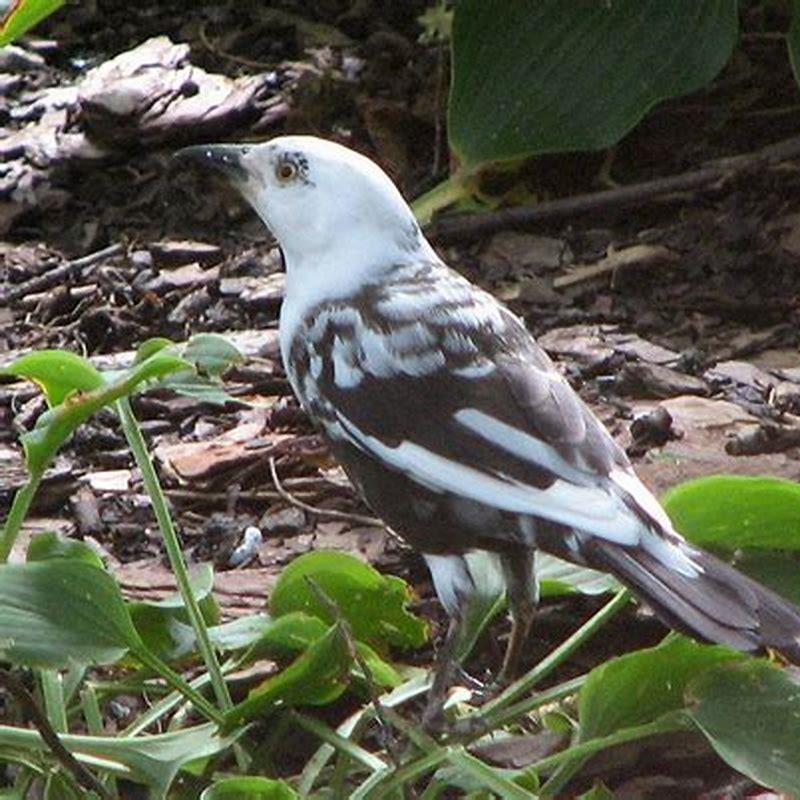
[{"xmin": 179, "ymin": 136, "xmax": 800, "ymax": 708}]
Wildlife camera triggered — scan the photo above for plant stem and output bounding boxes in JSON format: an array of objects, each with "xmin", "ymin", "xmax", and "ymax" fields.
[
  {"xmin": 132, "ymin": 645, "xmax": 223, "ymax": 725},
  {"xmin": 478, "ymin": 589, "xmax": 631, "ymax": 724},
  {"xmin": 412, "ymin": 174, "xmax": 468, "ymax": 225},
  {"xmin": 0, "ymin": 474, "xmax": 42, "ymax": 562},
  {"xmin": 530, "ymin": 714, "xmax": 688, "ymax": 783},
  {"xmin": 115, "ymin": 398, "xmax": 231, "ymax": 714}
]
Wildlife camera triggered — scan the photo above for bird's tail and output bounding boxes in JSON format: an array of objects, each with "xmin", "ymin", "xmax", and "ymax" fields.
[{"xmin": 581, "ymin": 537, "xmax": 800, "ymax": 663}]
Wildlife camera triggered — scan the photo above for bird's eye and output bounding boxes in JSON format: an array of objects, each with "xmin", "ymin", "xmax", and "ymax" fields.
[{"xmin": 276, "ymin": 160, "xmax": 298, "ymax": 182}]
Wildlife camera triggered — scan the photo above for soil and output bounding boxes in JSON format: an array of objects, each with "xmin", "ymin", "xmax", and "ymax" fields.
[{"xmin": 2, "ymin": 2, "xmax": 800, "ymax": 797}]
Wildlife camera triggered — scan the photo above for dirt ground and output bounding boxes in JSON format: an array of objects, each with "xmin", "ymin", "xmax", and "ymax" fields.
[{"xmin": 2, "ymin": 2, "xmax": 800, "ymax": 796}]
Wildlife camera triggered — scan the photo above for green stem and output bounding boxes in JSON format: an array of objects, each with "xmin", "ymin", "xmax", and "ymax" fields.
[
  {"xmin": 412, "ymin": 174, "xmax": 468, "ymax": 225},
  {"xmin": 39, "ymin": 669, "xmax": 67, "ymax": 733},
  {"xmin": 0, "ymin": 473, "xmax": 42, "ymax": 562},
  {"xmin": 116, "ymin": 398, "xmax": 232, "ymax": 715},
  {"xmin": 132, "ymin": 645, "xmax": 223, "ymax": 725},
  {"xmin": 479, "ymin": 589, "xmax": 631, "ymax": 724},
  {"xmin": 531, "ymin": 714, "xmax": 689, "ymax": 785}
]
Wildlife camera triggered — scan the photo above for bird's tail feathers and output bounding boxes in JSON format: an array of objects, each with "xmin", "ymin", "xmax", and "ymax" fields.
[{"xmin": 581, "ymin": 537, "xmax": 800, "ymax": 664}]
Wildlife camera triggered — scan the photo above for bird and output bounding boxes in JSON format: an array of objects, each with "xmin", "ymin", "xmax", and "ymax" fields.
[{"xmin": 177, "ymin": 136, "xmax": 800, "ymax": 721}]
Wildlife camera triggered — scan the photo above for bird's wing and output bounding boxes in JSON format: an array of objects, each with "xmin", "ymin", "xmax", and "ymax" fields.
[{"xmin": 297, "ymin": 272, "xmax": 683, "ymax": 555}]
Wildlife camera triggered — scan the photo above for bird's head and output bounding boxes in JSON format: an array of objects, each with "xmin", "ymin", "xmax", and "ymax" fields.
[{"xmin": 176, "ymin": 136, "xmax": 433, "ymax": 291}]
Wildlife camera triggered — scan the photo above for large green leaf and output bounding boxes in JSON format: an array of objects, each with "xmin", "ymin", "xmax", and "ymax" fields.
[
  {"xmin": 26, "ymin": 531, "xmax": 105, "ymax": 569},
  {"xmin": 662, "ymin": 475, "xmax": 800, "ymax": 551},
  {"xmin": 578, "ymin": 636, "xmax": 742, "ymax": 742},
  {"xmin": 448, "ymin": 0, "xmax": 738, "ymax": 170},
  {"xmin": 269, "ymin": 551, "xmax": 428, "ymax": 651},
  {"xmin": 0, "ymin": 560, "xmax": 140, "ymax": 667},
  {"xmin": 225, "ymin": 622, "xmax": 352, "ymax": 726},
  {"xmin": 662, "ymin": 475, "xmax": 800, "ymax": 602},
  {"xmin": 0, "ymin": 722, "xmax": 234, "ymax": 795},
  {"xmin": 200, "ymin": 777, "xmax": 298, "ymax": 799},
  {"xmin": 0, "ymin": 0, "xmax": 65, "ymax": 47},
  {"xmin": 687, "ymin": 660, "xmax": 800, "ymax": 794}
]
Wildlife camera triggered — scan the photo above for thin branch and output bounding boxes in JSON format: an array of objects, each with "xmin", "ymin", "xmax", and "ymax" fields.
[
  {"xmin": 425, "ymin": 133, "xmax": 800, "ymax": 243},
  {"xmin": 268, "ymin": 456, "xmax": 383, "ymax": 528},
  {"xmin": 1, "ymin": 243, "xmax": 125, "ymax": 304},
  {"xmin": 0, "ymin": 669, "xmax": 112, "ymax": 799}
]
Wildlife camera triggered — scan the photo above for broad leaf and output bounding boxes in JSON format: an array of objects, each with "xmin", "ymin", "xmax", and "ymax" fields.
[
  {"xmin": 0, "ymin": 351, "xmax": 103, "ymax": 407},
  {"xmin": 0, "ymin": 560, "xmax": 140, "ymax": 667},
  {"xmin": 26, "ymin": 531, "xmax": 104, "ymax": 569},
  {"xmin": 201, "ymin": 777, "xmax": 298, "ymax": 799},
  {"xmin": 662, "ymin": 476, "xmax": 800, "ymax": 551},
  {"xmin": 449, "ymin": 0, "xmax": 738, "ymax": 170},
  {"xmin": 225, "ymin": 622, "xmax": 352, "ymax": 726},
  {"xmin": 0, "ymin": 722, "xmax": 234, "ymax": 795},
  {"xmin": 129, "ymin": 565, "xmax": 219, "ymax": 662},
  {"xmin": 269, "ymin": 551, "xmax": 428, "ymax": 651},
  {"xmin": 687, "ymin": 660, "xmax": 800, "ymax": 795},
  {"xmin": 14, "ymin": 348, "xmax": 190, "ymax": 476},
  {"xmin": 182, "ymin": 333, "xmax": 242, "ymax": 378},
  {"xmin": 0, "ymin": 0, "xmax": 65, "ymax": 49},
  {"xmin": 578, "ymin": 636, "xmax": 742, "ymax": 741},
  {"xmin": 538, "ymin": 554, "xmax": 620, "ymax": 597}
]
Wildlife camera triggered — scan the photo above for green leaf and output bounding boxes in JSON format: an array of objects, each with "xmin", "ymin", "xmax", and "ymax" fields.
[
  {"xmin": 207, "ymin": 614, "xmax": 274, "ymax": 651},
  {"xmin": 134, "ymin": 337, "xmax": 175, "ymax": 363},
  {"xmin": 662, "ymin": 475, "xmax": 800, "ymax": 602},
  {"xmin": 200, "ymin": 777, "xmax": 298, "ymax": 799},
  {"xmin": 225, "ymin": 622, "xmax": 352, "ymax": 726},
  {"xmin": 577, "ymin": 783, "xmax": 616, "ymax": 800},
  {"xmin": 159, "ymin": 372, "xmax": 238, "ymax": 406},
  {"xmin": 578, "ymin": 636, "xmax": 742, "ymax": 742},
  {"xmin": 687, "ymin": 660, "xmax": 800, "ymax": 795},
  {"xmin": 0, "ymin": 722, "xmax": 235, "ymax": 795},
  {"xmin": 662, "ymin": 475, "xmax": 800, "ymax": 552},
  {"xmin": 182, "ymin": 333, "xmax": 242, "ymax": 378},
  {"xmin": 1, "ymin": 350, "xmax": 103, "ymax": 407},
  {"xmin": 26, "ymin": 531, "xmax": 104, "ymax": 569},
  {"xmin": 269, "ymin": 551, "xmax": 428, "ymax": 651},
  {"xmin": 448, "ymin": 0, "xmax": 738, "ymax": 170},
  {"xmin": 538, "ymin": 554, "xmax": 620, "ymax": 598},
  {"xmin": 129, "ymin": 565, "xmax": 220, "ymax": 662},
  {"xmin": 0, "ymin": 560, "xmax": 141, "ymax": 667},
  {"xmin": 0, "ymin": 0, "xmax": 65, "ymax": 47},
  {"xmin": 16, "ymin": 348, "xmax": 190, "ymax": 476}
]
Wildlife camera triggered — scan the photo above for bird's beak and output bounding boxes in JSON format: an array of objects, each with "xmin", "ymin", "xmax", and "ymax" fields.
[{"xmin": 174, "ymin": 144, "xmax": 250, "ymax": 182}]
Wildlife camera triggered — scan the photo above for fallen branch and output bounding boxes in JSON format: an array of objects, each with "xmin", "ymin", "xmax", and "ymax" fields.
[
  {"xmin": 425, "ymin": 134, "xmax": 800, "ymax": 244},
  {"xmin": 1, "ymin": 243, "xmax": 125, "ymax": 305},
  {"xmin": 268, "ymin": 457, "xmax": 382, "ymax": 528}
]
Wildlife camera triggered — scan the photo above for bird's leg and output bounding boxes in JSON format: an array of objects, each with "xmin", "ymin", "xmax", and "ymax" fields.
[
  {"xmin": 498, "ymin": 548, "xmax": 539, "ymax": 684},
  {"xmin": 422, "ymin": 608, "xmax": 469, "ymax": 731}
]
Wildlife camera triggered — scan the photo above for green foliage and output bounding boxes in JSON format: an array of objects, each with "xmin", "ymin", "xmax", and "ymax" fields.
[
  {"xmin": 0, "ymin": 560, "xmax": 140, "ymax": 668},
  {"xmin": 663, "ymin": 475, "xmax": 800, "ymax": 551},
  {"xmin": 448, "ymin": 0, "xmax": 737, "ymax": 170},
  {"xmin": 269, "ymin": 550, "xmax": 428, "ymax": 651},
  {"xmin": 578, "ymin": 636, "xmax": 742, "ymax": 741},
  {"xmin": 663, "ymin": 475, "xmax": 800, "ymax": 602},
  {"xmin": 687, "ymin": 660, "xmax": 800, "ymax": 794},
  {"xmin": 200, "ymin": 777, "xmax": 298, "ymax": 799},
  {"xmin": 225, "ymin": 622, "xmax": 353, "ymax": 726},
  {"xmin": 0, "ymin": 0, "xmax": 64, "ymax": 46}
]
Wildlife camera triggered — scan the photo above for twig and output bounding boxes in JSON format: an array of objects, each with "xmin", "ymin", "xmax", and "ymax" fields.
[
  {"xmin": 268, "ymin": 456, "xmax": 383, "ymax": 527},
  {"xmin": 0, "ymin": 669, "xmax": 112, "ymax": 799},
  {"xmin": 2, "ymin": 243, "xmax": 125, "ymax": 304},
  {"xmin": 425, "ymin": 133, "xmax": 800, "ymax": 243}
]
